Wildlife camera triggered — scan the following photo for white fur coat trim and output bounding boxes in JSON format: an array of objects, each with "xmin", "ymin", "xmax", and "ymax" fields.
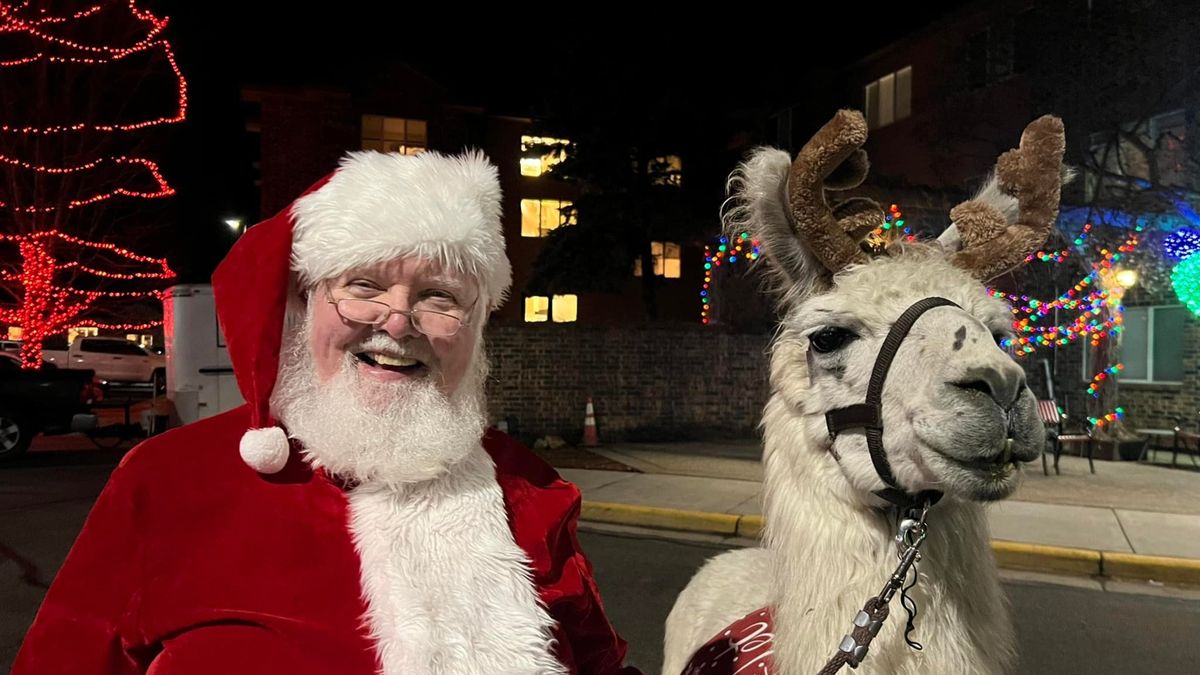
[{"xmin": 348, "ymin": 447, "xmax": 566, "ymax": 675}]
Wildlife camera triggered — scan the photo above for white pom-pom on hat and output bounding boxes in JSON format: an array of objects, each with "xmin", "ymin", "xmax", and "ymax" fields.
[{"xmin": 239, "ymin": 426, "xmax": 291, "ymax": 474}]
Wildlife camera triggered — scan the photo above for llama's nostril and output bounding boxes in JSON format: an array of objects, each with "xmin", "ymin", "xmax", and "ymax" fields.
[{"xmin": 954, "ymin": 380, "xmax": 994, "ymax": 399}]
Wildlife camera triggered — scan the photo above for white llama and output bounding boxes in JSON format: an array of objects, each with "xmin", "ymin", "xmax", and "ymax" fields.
[{"xmin": 662, "ymin": 111, "xmax": 1066, "ymax": 675}]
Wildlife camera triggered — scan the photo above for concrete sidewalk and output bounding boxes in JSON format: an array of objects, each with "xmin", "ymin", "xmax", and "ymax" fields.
[{"xmin": 555, "ymin": 442, "xmax": 1200, "ymax": 585}]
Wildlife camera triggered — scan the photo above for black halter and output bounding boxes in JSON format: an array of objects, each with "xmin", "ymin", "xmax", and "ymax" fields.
[{"xmin": 823, "ymin": 296, "xmax": 961, "ymax": 510}]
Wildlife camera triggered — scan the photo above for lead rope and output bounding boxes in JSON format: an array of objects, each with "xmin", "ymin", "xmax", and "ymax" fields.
[{"xmin": 817, "ymin": 500, "xmax": 932, "ymax": 673}]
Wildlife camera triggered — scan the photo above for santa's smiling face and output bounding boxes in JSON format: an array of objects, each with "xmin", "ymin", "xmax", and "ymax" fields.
[
  {"xmin": 309, "ymin": 256, "xmax": 479, "ymax": 399},
  {"xmin": 271, "ymin": 256, "xmax": 490, "ymax": 486}
]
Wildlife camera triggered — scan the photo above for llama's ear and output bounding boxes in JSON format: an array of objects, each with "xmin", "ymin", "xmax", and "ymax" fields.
[
  {"xmin": 723, "ymin": 110, "xmax": 881, "ymax": 309},
  {"xmin": 723, "ymin": 148, "xmax": 833, "ymax": 308}
]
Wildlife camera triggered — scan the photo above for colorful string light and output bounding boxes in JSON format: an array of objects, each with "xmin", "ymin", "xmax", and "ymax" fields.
[
  {"xmin": 1086, "ymin": 364, "xmax": 1123, "ymax": 398},
  {"xmin": 1024, "ymin": 222, "xmax": 1094, "ymax": 263},
  {"xmin": 1088, "ymin": 407, "xmax": 1125, "ymax": 429},
  {"xmin": 991, "ymin": 222, "xmax": 1145, "ymax": 430},
  {"xmin": 864, "ymin": 203, "xmax": 914, "ymax": 252},
  {"xmin": 700, "ymin": 232, "xmax": 759, "ymax": 324}
]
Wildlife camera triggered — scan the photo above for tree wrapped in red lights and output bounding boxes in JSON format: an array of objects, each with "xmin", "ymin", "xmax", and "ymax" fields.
[{"xmin": 0, "ymin": 1, "xmax": 185, "ymax": 368}]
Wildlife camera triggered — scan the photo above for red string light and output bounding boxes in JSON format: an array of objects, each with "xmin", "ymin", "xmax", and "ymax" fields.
[
  {"xmin": 0, "ymin": 2, "xmax": 188, "ymax": 135},
  {"xmin": 0, "ymin": 2, "xmax": 186, "ymax": 369},
  {"xmin": 0, "ymin": 232, "xmax": 174, "ymax": 367}
]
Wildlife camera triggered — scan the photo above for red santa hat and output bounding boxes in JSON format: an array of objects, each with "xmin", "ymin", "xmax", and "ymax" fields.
[{"xmin": 212, "ymin": 150, "xmax": 512, "ymax": 474}]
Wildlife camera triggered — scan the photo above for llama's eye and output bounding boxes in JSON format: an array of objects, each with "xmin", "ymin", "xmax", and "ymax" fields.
[{"xmin": 809, "ymin": 327, "xmax": 858, "ymax": 354}]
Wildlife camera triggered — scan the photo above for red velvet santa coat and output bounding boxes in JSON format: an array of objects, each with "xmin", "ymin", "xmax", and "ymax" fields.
[{"xmin": 13, "ymin": 405, "xmax": 638, "ymax": 675}]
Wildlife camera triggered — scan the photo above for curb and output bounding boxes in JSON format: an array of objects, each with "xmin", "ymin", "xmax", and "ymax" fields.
[
  {"xmin": 581, "ymin": 502, "xmax": 761, "ymax": 539},
  {"xmin": 580, "ymin": 500, "xmax": 1200, "ymax": 586}
]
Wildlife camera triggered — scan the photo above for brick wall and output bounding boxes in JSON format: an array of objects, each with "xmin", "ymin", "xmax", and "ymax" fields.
[{"xmin": 484, "ymin": 325, "xmax": 770, "ymax": 442}]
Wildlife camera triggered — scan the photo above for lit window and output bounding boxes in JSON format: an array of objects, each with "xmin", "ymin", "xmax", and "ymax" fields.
[
  {"xmin": 520, "ymin": 199, "xmax": 575, "ymax": 237},
  {"xmin": 520, "ymin": 135, "xmax": 569, "ymax": 177},
  {"xmin": 362, "ymin": 115, "xmax": 427, "ymax": 155},
  {"xmin": 66, "ymin": 326, "xmax": 99, "ymax": 344},
  {"xmin": 633, "ymin": 241, "xmax": 681, "ymax": 278},
  {"xmin": 524, "ymin": 296, "xmax": 549, "ymax": 322},
  {"xmin": 524, "ymin": 295, "xmax": 578, "ymax": 323},
  {"xmin": 551, "ymin": 294, "xmax": 578, "ymax": 322}
]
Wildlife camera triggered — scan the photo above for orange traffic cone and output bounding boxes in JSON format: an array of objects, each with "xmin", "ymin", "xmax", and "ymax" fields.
[{"xmin": 582, "ymin": 397, "xmax": 599, "ymax": 447}]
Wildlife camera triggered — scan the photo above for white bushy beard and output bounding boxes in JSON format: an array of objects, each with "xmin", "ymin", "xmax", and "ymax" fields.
[{"xmin": 270, "ymin": 307, "xmax": 489, "ymax": 488}]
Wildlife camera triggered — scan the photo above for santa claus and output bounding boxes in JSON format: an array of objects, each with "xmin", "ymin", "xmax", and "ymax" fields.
[{"xmin": 14, "ymin": 151, "xmax": 640, "ymax": 675}]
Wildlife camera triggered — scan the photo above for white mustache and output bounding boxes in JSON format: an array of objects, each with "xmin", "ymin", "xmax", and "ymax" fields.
[{"xmin": 352, "ymin": 333, "xmax": 435, "ymax": 365}]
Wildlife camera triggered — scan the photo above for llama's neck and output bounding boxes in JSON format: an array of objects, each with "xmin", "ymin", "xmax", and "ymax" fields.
[{"xmin": 761, "ymin": 395, "xmax": 1016, "ymax": 675}]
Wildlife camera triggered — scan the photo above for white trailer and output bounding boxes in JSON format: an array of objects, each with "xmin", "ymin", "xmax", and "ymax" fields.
[{"xmin": 163, "ymin": 284, "xmax": 243, "ymax": 426}]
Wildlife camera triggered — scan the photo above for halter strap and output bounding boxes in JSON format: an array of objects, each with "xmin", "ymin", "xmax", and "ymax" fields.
[{"xmin": 824, "ymin": 296, "xmax": 960, "ymax": 508}]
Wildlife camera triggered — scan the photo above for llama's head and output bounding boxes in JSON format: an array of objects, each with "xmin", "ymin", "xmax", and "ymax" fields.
[{"xmin": 733, "ymin": 111, "xmax": 1064, "ymax": 504}]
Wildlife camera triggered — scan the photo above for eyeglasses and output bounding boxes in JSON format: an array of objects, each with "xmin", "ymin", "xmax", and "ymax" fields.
[{"xmin": 327, "ymin": 294, "xmax": 474, "ymax": 338}]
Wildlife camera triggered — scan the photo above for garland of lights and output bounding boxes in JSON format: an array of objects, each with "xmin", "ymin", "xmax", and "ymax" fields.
[
  {"xmin": 1025, "ymin": 222, "xmax": 1093, "ymax": 263},
  {"xmin": 1086, "ymin": 364, "xmax": 1123, "ymax": 398},
  {"xmin": 864, "ymin": 203, "xmax": 913, "ymax": 250},
  {"xmin": 989, "ymin": 222, "xmax": 1144, "ymax": 429},
  {"xmin": 700, "ymin": 232, "xmax": 760, "ymax": 324},
  {"xmin": 0, "ymin": 2, "xmax": 185, "ymax": 369},
  {"xmin": 701, "ymin": 205, "xmax": 912, "ymax": 324},
  {"xmin": 1088, "ymin": 407, "xmax": 1125, "ymax": 429}
]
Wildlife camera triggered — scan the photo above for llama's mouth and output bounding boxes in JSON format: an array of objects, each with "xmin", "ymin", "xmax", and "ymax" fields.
[{"xmin": 935, "ymin": 438, "xmax": 1020, "ymax": 479}]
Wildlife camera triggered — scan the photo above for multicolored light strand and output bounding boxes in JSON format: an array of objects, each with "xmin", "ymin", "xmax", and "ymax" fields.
[
  {"xmin": 1025, "ymin": 222, "xmax": 1093, "ymax": 263},
  {"xmin": 864, "ymin": 203, "xmax": 913, "ymax": 251},
  {"xmin": 992, "ymin": 222, "xmax": 1144, "ymax": 427},
  {"xmin": 992, "ymin": 224, "xmax": 1142, "ymax": 356},
  {"xmin": 1086, "ymin": 364, "xmax": 1123, "ymax": 398},
  {"xmin": 700, "ymin": 232, "xmax": 760, "ymax": 324},
  {"xmin": 1088, "ymin": 407, "xmax": 1125, "ymax": 430}
]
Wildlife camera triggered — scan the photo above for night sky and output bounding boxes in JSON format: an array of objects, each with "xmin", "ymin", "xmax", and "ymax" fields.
[{"xmin": 148, "ymin": 2, "xmax": 970, "ymax": 281}]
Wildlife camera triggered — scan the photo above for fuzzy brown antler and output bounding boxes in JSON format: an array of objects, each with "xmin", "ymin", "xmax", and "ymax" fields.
[
  {"xmin": 945, "ymin": 115, "xmax": 1066, "ymax": 280},
  {"xmin": 786, "ymin": 110, "xmax": 884, "ymax": 273}
]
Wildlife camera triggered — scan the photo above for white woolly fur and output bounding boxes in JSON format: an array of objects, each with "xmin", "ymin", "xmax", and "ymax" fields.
[{"xmin": 662, "ymin": 141, "xmax": 1049, "ymax": 674}]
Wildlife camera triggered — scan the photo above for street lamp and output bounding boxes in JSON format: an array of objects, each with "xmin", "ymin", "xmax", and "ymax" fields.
[
  {"xmin": 224, "ymin": 218, "xmax": 243, "ymax": 234},
  {"xmin": 1115, "ymin": 269, "xmax": 1139, "ymax": 289}
]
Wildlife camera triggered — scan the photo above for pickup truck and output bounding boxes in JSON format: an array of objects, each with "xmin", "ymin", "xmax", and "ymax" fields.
[
  {"xmin": 42, "ymin": 336, "xmax": 166, "ymax": 392},
  {"xmin": 0, "ymin": 352, "xmax": 99, "ymax": 459}
]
